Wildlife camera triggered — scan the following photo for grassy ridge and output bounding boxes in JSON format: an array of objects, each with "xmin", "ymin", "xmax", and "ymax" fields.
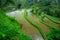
[
  {"xmin": 38, "ymin": 13, "xmax": 60, "ymax": 40},
  {"xmin": 39, "ymin": 16, "xmax": 57, "ymax": 31},
  {"xmin": 24, "ymin": 10, "xmax": 48, "ymax": 40},
  {"xmin": 45, "ymin": 14, "xmax": 60, "ymax": 24},
  {"xmin": 0, "ymin": 10, "xmax": 32, "ymax": 40}
]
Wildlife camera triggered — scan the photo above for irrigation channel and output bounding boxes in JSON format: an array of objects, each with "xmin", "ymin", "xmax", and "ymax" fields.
[{"xmin": 6, "ymin": 9, "xmax": 59, "ymax": 40}]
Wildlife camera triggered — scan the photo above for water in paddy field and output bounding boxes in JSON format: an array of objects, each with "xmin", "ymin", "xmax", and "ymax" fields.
[
  {"xmin": 27, "ymin": 9, "xmax": 32, "ymax": 15},
  {"xmin": 6, "ymin": 9, "xmax": 44, "ymax": 40}
]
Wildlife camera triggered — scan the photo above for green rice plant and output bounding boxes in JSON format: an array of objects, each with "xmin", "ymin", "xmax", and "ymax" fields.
[
  {"xmin": 38, "ymin": 13, "xmax": 60, "ymax": 40},
  {"xmin": 45, "ymin": 14, "xmax": 60, "ymax": 24},
  {"xmin": 24, "ymin": 10, "xmax": 47, "ymax": 40}
]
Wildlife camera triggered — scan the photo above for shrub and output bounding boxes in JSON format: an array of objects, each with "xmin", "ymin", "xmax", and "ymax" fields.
[{"xmin": 0, "ymin": 10, "xmax": 32, "ymax": 40}]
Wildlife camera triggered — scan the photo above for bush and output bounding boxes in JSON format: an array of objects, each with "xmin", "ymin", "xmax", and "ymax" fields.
[
  {"xmin": 47, "ymin": 30, "xmax": 60, "ymax": 40},
  {"xmin": 0, "ymin": 10, "xmax": 32, "ymax": 40}
]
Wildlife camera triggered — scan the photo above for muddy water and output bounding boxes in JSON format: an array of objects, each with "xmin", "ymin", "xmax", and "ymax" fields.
[{"xmin": 6, "ymin": 10, "xmax": 44, "ymax": 40}]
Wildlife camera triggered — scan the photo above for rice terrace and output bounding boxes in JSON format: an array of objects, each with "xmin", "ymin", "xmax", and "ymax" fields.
[{"xmin": 0, "ymin": 0, "xmax": 60, "ymax": 40}]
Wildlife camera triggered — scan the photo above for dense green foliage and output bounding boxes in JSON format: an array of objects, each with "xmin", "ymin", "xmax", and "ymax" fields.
[
  {"xmin": 31, "ymin": 0, "xmax": 60, "ymax": 18},
  {"xmin": 0, "ymin": 0, "xmax": 16, "ymax": 11},
  {"xmin": 46, "ymin": 30, "xmax": 60, "ymax": 40},
  {"xmin": 0, "ymin": 10, "xmax": 32, "ymax": 40},
  {"xmin": 0, "ymin": 0, "xmax": 22, "ymax": 11}
]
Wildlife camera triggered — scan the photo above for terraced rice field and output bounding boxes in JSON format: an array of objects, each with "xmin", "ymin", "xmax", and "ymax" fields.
[{"xmin": 6, "ymin": 9, "xmax": 60, "ymax": 40}]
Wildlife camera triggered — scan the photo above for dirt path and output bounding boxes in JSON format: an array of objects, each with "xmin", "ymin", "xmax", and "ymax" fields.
[{"xmin": 6, "ymin": 10, "xmax": 44, "ymax": 40}]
